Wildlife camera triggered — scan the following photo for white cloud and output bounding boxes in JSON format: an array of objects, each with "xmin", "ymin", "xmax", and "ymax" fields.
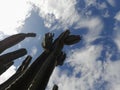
[
  {"xmin": 0, "ymin": 0, "xmax": 33, "ymax": 85},
  {"xmin": 29, "ymin": 0, "xmax": 104, "ymax": 44},
  {"xmin": 103, "ymin": 60, "xmax": 120, "ymax": 90},
  {"xmin": 29, "ymin": 0, "xmax": 80, "ymax": 29},
  {"xmin": 114, "ymin": 30, "xmax": 120, "ymax": 51},
  {"xmin": 30, "ymin": 46, "xmax": 37, "ymax": 56},
  {"xmin": 84, "ymin": 0, "xmax": 96, "ymax": 7},
  {"xmin": 47, "ymin": 44, "xmax": 120, "ymax": 90},
  {"xmin": 114, "ymin": 11, "xmax": 120, "ymax": 21},
  {"xmin": 107, "ymin": 0, "xmax": 116, "ymax": 7},
  {"xmin": 0, "ymin": 1, "xmax": 118, "ymax": 90},
  {"xmin": 114, "ymin": 12, "xmax": 120, "ymax": 51},
  {"xmin": 76, "ymin": 17, "xmax": 104, "ymax": 43},
  {"xmin": 0, "ymin": 0, "xmax": 32, "ymax": 36},
  {"xmin": 0, "ymin": 65, "xmax": 16, "ymax": 84},
  {"xmin": 102, "ymin": 52, "xmax": 120, "ymax": 90},
  {"xmin": 47, "ymin": 45, "xmax": 103, "ymax": 90}
]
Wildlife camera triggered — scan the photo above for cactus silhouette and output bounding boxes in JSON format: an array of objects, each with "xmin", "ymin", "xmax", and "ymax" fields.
[
  {"xmin": 0, "ymin": 48, "xmax": 27, "ymax": 65},
  {"xmin": 0, "ymin": 55, "xmax": 32, "ymax": 90},
  {"xmin": 52, "ymin": 84, "xmax": 58, "ymax": 90},
  {"xmin": 0, "ymin": 62, "xmax": 14, "ymax": 75},
  {"xmin": 0, "ymin": 33, "xmax": 36, "ymax": 54},
  {"xmin": 0, "ymin": 30, "xmax": 81, "ymax": 90}
]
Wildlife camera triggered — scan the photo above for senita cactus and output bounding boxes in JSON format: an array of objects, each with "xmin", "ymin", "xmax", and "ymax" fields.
[
  {"xmin": 0, "ymin": 30, "xmax": 81, "ymax": 90},
  {"xmin": 0, "ymin": 55, "xmax": 32, "ymax": 90}
]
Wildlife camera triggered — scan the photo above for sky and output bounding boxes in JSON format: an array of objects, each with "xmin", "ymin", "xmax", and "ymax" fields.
[{"xmin": 0, "ymin": 0, "xmax": 120, "ymax": 90}]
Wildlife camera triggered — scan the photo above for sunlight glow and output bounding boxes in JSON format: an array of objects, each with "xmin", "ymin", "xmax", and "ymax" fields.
[{"xmin": 0, "ymin": 0, "xmax": 32, "ymax": 35}]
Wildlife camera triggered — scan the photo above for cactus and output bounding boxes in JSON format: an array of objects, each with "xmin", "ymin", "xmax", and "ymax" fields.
[
  {"xmin": 0, "ymin": 48, "xmax": 27, "ymax": 66},
  {"xmin": 17, "ymin": 55, "xmax": 32, "ymax": 72},
  {"xmin": 0, "ymin": 62, "xmax": 14, "ymax": 75},
  {"xmin": 0, "ymin": 30, "xmax": 81, "ymax": 90},
  {"xmin": 0, "ymin": 33, "xmax": 36, "ymax": 53},
  {"xmin": 0, "ymin": 55, "xmax": 32, "ymax": 90},
  {"xmin": 52, "ymin": 84, "xmax": 58, "ymax": 90}
]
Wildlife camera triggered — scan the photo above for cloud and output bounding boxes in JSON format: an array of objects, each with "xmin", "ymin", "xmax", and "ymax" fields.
[
  {"xmin": 30, "ymin": 46, "xmax": 37, "ymax": 56},
  {"xmin": 0, "ymin": 1, "xmax": 118, "ymax": 90},
  {"xmin": 113, "ymin": 11, "xmax": 120, "ymax": 51},
  {"xmin": 114, "ymin": 11, "xmax": 120, "ymax": 21},
  {"xmin": 29, "ymin": 0, "xmax": 104, "ymax": 44},
  {"xmin": 0, "ymin": 0, "xmax": 32, "ymax": 36},
  {"xmin": 107, "ymin": 0, "xmax": 116, "ymax": 7},
  {"xmin": 103, "ymin": 60, "xmax": 120, "ymax": 90},
  {"xmin": 76, "ymin": 17, "xmax": 104, "ymax": 43},
  {"xmin": 84, "ymin": 0, "xmax": 97, "ymax": 7},
  {"xmin": 47, "ymin": 44, "xmax": 120, "ymax": 90},
  {"xmin": 0, "ymin": 65, "xmax": 16, "ymax": 84},
  {"xmin": 114, "ymin": 31, "xmax": 120, "ymax": 51},
  {"xmin": 29, "ymin": 0, "xmax": 79, "ymax": 30},
  {"xmin": 47, "ymin": 45, "xmax": 103, "ymax": 90}
]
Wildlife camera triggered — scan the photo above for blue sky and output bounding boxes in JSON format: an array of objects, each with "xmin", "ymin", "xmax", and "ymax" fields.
[{"xmin": 0, "ymin": 0, "xmax": 120, "ymax": 90}]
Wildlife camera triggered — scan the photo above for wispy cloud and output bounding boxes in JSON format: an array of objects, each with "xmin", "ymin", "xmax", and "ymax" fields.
[
  {"xmin": 29, "ymin": 0, "xmax": 104, "ymax": 44},
  {"xmin": 114, "ymin": 31, "xmax": 120, "ymax": 51},
  {"xmin": 76, "ymin": 17, "xmax": 104, "ymax": 43},
  {"xmin": 84, "ymin": 0, "xmax": 97, "ymax": 7},
  {"xmin": 48, "ymin": 44, "xmax": 120, "ymax": 90},
  {"xmin": 0, "ymin": 1, "xmax": 119, "ymax": 90},
  {"xmin": 114, "ymin": 11, "xmax": 120, "ymax": 51},
  {"xmin": 107, "ymin": 0, "xmax": 116, "ymax": 7},
  {"xmin": 114, "ymin": 11, "xmax": 120, "ymax": 21},
  {"xmin": 48, "ymin": 45, "xmax": 103, "ymax": 90}
]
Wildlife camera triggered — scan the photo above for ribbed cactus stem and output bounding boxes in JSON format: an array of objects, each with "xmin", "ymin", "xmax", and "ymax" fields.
[
  {"xmin": 29, "ymin": 50, "xmax": 59, "ymax": 90},
  {"xmin": 17, "ymin": 55, "xmax": 32, "ymax": 72},
  {"xmin": 0, "ymin": 56, "xmax": 32, "ymax": 90},
  {"xmin": 0, "ymin": 33, "xmax": 36, "ymax": 53},
  {"xmin": 0, "ymin": 48, "xmax": 27, "ymax": 65}
]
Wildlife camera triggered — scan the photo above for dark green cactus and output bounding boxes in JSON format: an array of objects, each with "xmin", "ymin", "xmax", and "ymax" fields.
[
  {"xmin": 42, "ymin": 33, "xmax": 54, "ymax": 51},
  {"xmin": 0, "ymin": 55, "xmax": 32, "ymax": 90},
  {"xmin": 56, "ymin": 51, "xmax": 66, "ymax": 66},
  {"xmin": 0, "ymin": 48, "xmax": 27, "ymax": 65},
  {"xmin": 64, "ymin": 35, "xmax": 81, "ymax": 45},
  {"xmin": 0, "ymin": 30, "xmax": 81, "ymax": 90},
  {"xmin": 28, "ymin": 49, "xmax": 60, "ymax": 90},
  {"xmin": 17, "ymin": 55, "xmax": 32, "ymax": 72},
  {"xmin": 0, "ymin": 33, "xmax": 36, "ymax": 53}
]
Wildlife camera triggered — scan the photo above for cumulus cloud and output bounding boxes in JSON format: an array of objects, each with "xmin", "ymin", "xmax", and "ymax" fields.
[
  {"xmin": 29, "ymin": 0, "xmax": 79, "ymax": 30},
  {"xmin": 0, "ymin": 65, "xmax": 16, "ymax": 84},
  {"xmin": 29, "ymin": 0, "xmax": 104, "ymax": 44}
]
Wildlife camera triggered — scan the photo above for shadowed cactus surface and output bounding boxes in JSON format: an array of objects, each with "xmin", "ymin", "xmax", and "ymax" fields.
[{"xmin": 0, "ymin": 30, "xmax": 81, "ymax": 90}]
